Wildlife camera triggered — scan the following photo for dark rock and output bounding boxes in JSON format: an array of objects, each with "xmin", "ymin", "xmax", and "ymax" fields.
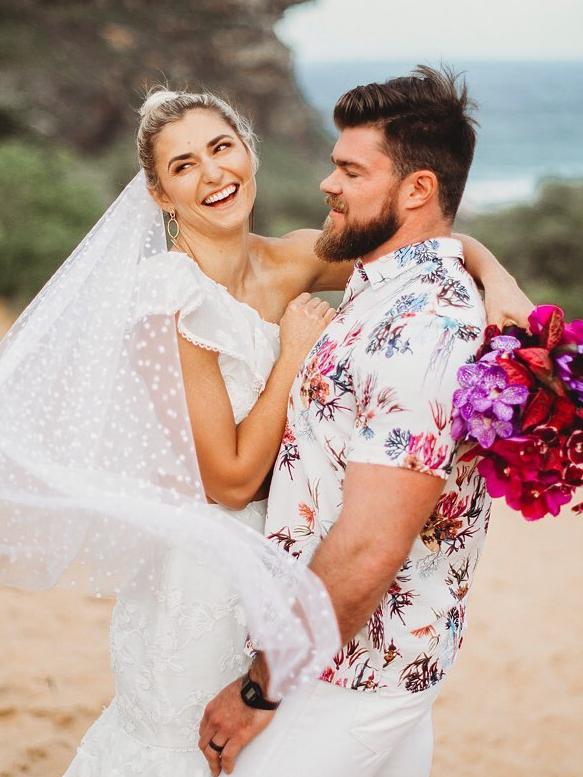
[{"xmin": 0, "ymin": 0, "xmax": 326, "ymax": 155}]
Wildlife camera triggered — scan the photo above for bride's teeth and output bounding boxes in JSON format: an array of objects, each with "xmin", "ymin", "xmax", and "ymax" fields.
[{"xmin": 204, "ymin": 185, "xmax": 237, "ymax": 205}]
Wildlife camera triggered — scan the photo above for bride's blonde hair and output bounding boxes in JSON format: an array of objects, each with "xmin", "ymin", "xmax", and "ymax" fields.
[{"xmin": 137, "ymin": 87, "xmax": 259, "ymax": 191}]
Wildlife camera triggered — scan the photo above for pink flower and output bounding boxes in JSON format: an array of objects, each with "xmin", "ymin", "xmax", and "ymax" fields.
[
  {"xmin": 282, "ymin": 421, "xmax": 296, "ymax": 445},
  {"xmin": 406, "ymin": 432, "xmax": 448, "ymax": 471},
  {"xmin": 320, "ymin": 667, "xmax": 335, "ymax": 683}
]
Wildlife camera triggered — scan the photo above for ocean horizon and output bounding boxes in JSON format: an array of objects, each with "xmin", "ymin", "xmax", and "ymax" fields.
[{"xmin": 293, "ymin": 60, "xmax": 583, "ymax": 212}]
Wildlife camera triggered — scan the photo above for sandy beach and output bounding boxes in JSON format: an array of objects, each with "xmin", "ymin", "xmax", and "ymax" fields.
[{"xmin": 1, "ymin": 501, "xmax": 581, "ymax": 777}]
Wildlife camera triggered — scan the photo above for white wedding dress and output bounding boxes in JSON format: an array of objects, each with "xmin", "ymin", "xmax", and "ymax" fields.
[{"xmin": 63, "ymin": 252, "xmax": 281, "ymax": 776}]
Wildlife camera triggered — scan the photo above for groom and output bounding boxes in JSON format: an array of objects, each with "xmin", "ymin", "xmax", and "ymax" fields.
[{"xmin": 200, "ymin": 65, "xmax": 491, "ymax": 776}]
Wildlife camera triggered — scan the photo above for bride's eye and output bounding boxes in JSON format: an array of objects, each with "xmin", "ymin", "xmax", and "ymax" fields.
[
  {"xmin": 214, "ymin": 142, "xmax": 232, "ymax": 153},
  {"xmin": 175, "ymin": 162, "xmax": 193, "ymax": 173}
]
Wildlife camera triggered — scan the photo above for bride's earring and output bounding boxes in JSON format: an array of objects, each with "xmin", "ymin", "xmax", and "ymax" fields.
[{"xmin": 167, "ymin": 209, "xmax": 180, "ymax": 246}]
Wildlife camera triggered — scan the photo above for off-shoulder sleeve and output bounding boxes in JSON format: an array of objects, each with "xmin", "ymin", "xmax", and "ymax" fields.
[
  {"xmin": 176, "ymin": 282, "xmax": 244, "ymax": 361},
  {"xmin": 134, "ymin": 251, "xmax": 278, "ymax": 390}
]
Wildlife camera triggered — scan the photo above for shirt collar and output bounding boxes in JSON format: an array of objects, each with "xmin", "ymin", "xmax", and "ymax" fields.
[{"xmin": 352, "ymin": 237, "xmax": 465, "ymax": 291}]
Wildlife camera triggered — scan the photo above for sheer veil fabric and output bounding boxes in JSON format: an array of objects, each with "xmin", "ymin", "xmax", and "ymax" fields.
[{"xmin": 0, "ymin": 171, "xmax": 339, "ymax": 697}]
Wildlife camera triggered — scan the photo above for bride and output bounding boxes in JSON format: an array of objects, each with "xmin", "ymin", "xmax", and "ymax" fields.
[{"xmin": 0, "ymin": 88, "xmax": 531, "ymax": 776}]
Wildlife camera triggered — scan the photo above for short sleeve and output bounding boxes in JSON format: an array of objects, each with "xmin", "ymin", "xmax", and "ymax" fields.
[{"xmin": 347, "ymin": 311, "xmax": 484, "ymax": 479}]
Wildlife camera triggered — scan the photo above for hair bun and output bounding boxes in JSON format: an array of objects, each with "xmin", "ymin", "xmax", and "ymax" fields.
[{"xmin": 139, "ymin": 89, "xmax": 179, "ymax": 119}]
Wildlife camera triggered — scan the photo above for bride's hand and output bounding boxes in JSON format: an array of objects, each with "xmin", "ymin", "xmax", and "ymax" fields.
[
  {"xmin": 279, "ymin": 292, "xmax": 336, "ymax": 366},
  {"xmin": 483, "ymin": 269, "xmax": 535, "ymax": 330}
]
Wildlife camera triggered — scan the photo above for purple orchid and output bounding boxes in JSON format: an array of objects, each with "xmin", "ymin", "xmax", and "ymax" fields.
[
  {"xmin": 468, "ymin": 414, "xmax": 513, "ymax": 449},
  {"xmin": 554, "ymin": 345, "xmax": 583, "ymax": 403},
  {"xmin": 481, "ymin": 335, "xmax": 522, "ymax": 362},
  {"xmin": 452, "ymin": 356, "xmax": 529, "ymax": 446},
  {"xmin": 454, "ymin": 363, "xmax": 528, "ymax": 421}
]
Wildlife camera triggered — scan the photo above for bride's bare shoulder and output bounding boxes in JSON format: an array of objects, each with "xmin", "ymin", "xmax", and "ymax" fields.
[
  {"xmin": 252, "ymin": 231, "xmax": 354, "ymax": 293},
  {"xmin": 268, "ymin": 229, "xmax": 321, "ymax": 262},
  {"xmin": 253, "ymin": 230, "xmax": 321, "ymax": 283}
]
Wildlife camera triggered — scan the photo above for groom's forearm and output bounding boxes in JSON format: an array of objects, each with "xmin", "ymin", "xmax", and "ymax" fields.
[
  {"xmin": 249, "ymin": 464, "xmax": 442, "ymax": 694},
  {"xmin": 308, "ymin": 462, "xmax": 444, "ymax": 645}
]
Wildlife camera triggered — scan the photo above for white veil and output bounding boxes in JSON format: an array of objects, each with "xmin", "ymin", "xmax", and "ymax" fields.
[{"xmin": 0, "ymin": 171, "xmax": 339, "ymax": 697}]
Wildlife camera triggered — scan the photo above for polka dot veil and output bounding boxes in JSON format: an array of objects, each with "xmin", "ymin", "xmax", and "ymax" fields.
[{"xmin": 0, "ymin": 172, "xmax": 339, "ymax": 697}]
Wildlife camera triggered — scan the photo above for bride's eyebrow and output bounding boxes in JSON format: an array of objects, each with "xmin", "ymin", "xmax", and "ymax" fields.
[
  {"xmin": 167, "ymin": 135, "xmax": 235, "ymax": 170},
  {"xmin": 207, "ymin": 133, "xmax": 234, "ymax": 148},
  {"xmin": 168, "ymin": 152, "xmax": 193, "ymax": 170}
]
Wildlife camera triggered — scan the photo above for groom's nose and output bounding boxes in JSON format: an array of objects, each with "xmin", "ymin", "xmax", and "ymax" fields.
[{"xmin": 320, "ymin": 169, "xmax": 342, "ymax": 195}]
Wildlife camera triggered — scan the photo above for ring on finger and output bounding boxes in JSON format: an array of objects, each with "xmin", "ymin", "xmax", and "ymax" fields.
[{"xmin": 209, "ymin": 739, "xmax": 225, "ymax": 755}]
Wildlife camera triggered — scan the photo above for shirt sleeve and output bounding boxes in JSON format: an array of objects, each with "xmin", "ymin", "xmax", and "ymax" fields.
[{"xmin": 346, "ymin": 310, "xmax": 484, "ymax": 479}]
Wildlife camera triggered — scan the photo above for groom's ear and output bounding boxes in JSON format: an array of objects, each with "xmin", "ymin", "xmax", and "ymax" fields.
[{"xmin": 401, "ymin": 169, "xmax": 439, "ymax": 212}]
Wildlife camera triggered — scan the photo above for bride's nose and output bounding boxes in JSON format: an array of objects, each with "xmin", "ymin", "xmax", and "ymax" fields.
[{"xmin": 201, "ymin": 155, "xmax": 222, "ymax": 184}]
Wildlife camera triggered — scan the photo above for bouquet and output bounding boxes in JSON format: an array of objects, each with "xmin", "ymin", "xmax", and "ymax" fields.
[{"xmin": 452, "ymin": 305, "xmax": 583, "ymax": 520}]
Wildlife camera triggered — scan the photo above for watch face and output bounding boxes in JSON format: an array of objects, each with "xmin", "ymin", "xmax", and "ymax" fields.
[{"xmin": 242, "ymin": 682, "xmax": 258, "ymax": 703}]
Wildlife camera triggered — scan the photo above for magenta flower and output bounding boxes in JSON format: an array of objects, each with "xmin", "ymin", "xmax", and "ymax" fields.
[
  {"xmin": 528, "ymin": 304, "xmax": 583, "ymax": 349},
  {"xmin": 528, "ymin": 305, "xmax": 562, "ymax": 336}
]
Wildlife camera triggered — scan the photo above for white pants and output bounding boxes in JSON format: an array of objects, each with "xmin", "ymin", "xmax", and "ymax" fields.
[{"xmin": 231, "ymin": 680, "xmax": 436, "ymax": 777}]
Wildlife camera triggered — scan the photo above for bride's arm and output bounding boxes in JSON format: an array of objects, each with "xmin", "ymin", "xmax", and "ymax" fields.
[
  {"xmin": 275, "ymin": 230, "xmax": 534, "ymax": 327},
  {"xmin": 277, "ymin": 229, "xmax": 355, "ymax": 292},
  {"xmin": 456, "ymin": 233, "xmax": 534, "ymax": 328},
  {"xmin": 177, "ymin": 296, "xmax": 334, "ymax": 510}
]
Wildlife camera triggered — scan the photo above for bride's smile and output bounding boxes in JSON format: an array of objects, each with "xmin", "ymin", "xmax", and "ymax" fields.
[{"xmin": 152, "ymin": 108, "xmax": 257, "ymax": 236}]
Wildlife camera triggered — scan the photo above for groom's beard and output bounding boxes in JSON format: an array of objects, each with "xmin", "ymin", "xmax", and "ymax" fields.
[{"xmin": 315, "ymin": 191, "xmax": 402, "ymax": 262}]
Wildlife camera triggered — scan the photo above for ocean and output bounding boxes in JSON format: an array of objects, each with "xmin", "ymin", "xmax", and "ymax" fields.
[{"xmin": 294, "ymin": 60, "xmax": 583, "ymax": 211}]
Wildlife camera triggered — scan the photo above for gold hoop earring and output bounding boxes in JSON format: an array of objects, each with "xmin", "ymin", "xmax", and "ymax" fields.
[{"xmin": 167, "ymin": 210, "xmax": 180, "ymax": 245}]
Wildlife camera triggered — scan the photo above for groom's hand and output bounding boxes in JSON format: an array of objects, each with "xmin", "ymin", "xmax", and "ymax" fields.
[{"xmin": 199, "ymin": 676, "xmax": 275, "ymax": 776}]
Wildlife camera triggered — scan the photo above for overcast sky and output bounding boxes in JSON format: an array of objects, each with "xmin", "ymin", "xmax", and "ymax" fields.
[{"xmin": 277, "ymin": 0, "xmax": 583, "ymax": 62}]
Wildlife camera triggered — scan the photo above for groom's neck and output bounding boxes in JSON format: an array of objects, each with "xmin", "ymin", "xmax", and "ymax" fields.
[{"xmin": 362, "ymin": 214, "xmax": 452, "ymax": 264}]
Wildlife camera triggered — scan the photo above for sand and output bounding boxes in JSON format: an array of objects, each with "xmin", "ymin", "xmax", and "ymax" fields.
[
  {"xmin": 0, "ymin": 306, "xmax": 581, "ymax": 776},
  {"xmin": 1, "ymin": 503, "xmax": 581, "ymax": 777}
]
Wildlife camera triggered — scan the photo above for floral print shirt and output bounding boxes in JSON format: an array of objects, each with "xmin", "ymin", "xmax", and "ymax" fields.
[{"xmin": 265, "ymin": 237, "xmax": 492, "ymax": 694}]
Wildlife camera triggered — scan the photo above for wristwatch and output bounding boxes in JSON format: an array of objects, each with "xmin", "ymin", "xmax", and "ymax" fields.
[{"xmin": 240, "ymin": 671, "xmax": 281, "ymax": 711}]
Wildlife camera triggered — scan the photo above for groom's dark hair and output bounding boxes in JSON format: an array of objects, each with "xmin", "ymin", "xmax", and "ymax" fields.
[{"xmin": 334, "ymin": 65, "xmax": 477, "ymax": 220}]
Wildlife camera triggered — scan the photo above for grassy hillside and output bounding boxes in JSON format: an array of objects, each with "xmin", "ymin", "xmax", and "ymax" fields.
[{"xmin": 457, "ymin": 179, "xmax": 583, "ymax": 318}]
